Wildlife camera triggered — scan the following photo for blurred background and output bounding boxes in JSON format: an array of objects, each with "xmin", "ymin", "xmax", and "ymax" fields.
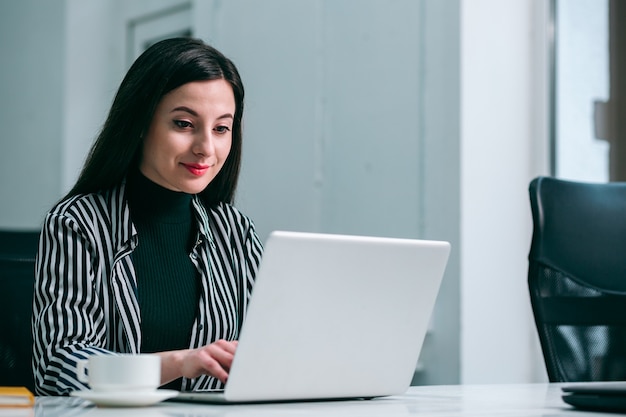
[{"xmin": 0, "ymin": 0, "xmax": 616, "ymax": 385}]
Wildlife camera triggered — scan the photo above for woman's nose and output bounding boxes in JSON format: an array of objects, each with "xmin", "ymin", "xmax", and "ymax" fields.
[{"xmin": 192, "ymin": 131, "xmax": 215, "ymax": 156}]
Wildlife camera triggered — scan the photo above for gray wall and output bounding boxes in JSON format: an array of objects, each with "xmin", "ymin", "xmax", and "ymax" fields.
[{"xmin": 0, "ymin": 0, "xmax": 65, "ymax": 230}]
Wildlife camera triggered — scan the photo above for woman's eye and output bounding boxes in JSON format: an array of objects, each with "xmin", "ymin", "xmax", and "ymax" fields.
[
  {"xmin": 215, "ymin": 125, "xmax": 232, "ymax": 134},
  {"xmin": 174, "ymin": 120, "xmax": 193, "ymax": 129}
]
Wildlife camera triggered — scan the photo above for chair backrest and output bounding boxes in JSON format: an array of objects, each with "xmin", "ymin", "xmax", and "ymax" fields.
[
  {"xmin": 528, "ymin": 176, "xmax": 626, "ymax": 382},
  {"xmin": 0, "ymin": 230, "xmax": 39, "ymax": 392}
]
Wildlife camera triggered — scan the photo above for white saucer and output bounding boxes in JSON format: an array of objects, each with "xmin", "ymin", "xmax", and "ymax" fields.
[{"xmin": 70, "ymin": 389, "xmax": 178, "ymax": 407}]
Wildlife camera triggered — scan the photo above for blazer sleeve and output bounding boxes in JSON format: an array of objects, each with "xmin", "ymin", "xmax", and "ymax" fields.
[
  {"xmin": 32, "ymin": 211, "xmax": 113, "ymax": 396},
  {"xmin": 243, "ymin": 220, "xmax": 264, "ymax": 301}
]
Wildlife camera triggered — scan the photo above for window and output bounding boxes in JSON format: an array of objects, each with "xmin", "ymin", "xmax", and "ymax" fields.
[{"xmin": 552, "ymin": 0, "xmax": 626, "ymax": 182}]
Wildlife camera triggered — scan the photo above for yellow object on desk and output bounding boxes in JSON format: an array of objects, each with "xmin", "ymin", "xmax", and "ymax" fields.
[{"xmin": 0, "ymin": 387, "xmax": 34, "ymax": 407}]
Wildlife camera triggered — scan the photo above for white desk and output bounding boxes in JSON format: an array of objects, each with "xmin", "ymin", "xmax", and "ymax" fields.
[{"xmin": 28, "ymin": 384, "xmax": 605, "ymax": 417}]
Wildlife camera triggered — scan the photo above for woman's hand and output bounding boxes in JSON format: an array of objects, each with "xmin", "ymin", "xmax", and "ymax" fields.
[{"xmin": 158, "ymin": 339, "xmax": 238, "ymax": 385}]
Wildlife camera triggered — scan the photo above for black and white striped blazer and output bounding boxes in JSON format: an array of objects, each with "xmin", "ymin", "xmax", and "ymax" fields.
[{"xmin": 32, "ymin": 181, "xmax": 263, "ymax": 395}]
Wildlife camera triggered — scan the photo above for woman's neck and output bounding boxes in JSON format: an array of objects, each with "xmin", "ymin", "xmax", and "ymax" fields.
[{"xmin": 126, "ymin": 169, "xmax": 193, "ymax": 224}]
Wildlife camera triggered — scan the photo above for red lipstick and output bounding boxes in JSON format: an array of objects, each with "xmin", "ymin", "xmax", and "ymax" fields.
[{"xmin": 182, "ymin": 163, "xmax": 209, "ymax": 176}]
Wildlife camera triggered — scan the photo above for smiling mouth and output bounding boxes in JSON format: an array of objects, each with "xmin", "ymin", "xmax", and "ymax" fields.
[{"xmin": 182, "ymin": 163, "xmax": 210, "ymax": 176}]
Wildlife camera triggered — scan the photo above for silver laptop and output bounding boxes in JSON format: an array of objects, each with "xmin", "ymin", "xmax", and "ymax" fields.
[{"xmin": 174, "ymin": 230, "xmax": 450, "ymax": 404}]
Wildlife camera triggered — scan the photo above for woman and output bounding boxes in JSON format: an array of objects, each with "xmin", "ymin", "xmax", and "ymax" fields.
[{"xmin": 32, "ymin": 38, "xmax": 263, "ymax": 395}]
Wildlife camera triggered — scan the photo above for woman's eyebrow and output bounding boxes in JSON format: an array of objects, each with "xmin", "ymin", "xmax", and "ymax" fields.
[
  {"xmin": 170, "ymin": 107, "xmax": 234, "ymax": 121},
  {"xmin": 217, "ymin": 113, "xmax": 234, "ymax": 121},
  {"xmin": 171, "ymin": 106, "xmax": 198, "ymax": 116}
]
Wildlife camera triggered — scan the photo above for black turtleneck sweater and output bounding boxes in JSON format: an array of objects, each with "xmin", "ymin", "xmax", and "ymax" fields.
[{"xmin": 126, "ymin": 170, "xmax": 199, "ymax": 369}]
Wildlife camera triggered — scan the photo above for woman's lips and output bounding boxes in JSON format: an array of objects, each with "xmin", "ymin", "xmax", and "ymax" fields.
[{"xmin": 182, "ymin": 163, "xmax": 210, "ymax": 176}]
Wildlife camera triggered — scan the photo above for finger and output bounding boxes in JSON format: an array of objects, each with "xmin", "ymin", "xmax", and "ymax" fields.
[
  {"xmin": 216, "ymin": 339, "xmax": 238, "ymax": 354},
  {"xmin": 207, "ymin": 344, "xmax": 236, "ymax": 371},
  {"xmin": 201, "ymin": 357, "xmax": 229, "ymax": 383}
]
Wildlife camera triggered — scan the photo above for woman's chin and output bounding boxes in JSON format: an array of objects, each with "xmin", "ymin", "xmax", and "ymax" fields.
[{"xmin": 179, "ymin": 181, "xmax": 212, "ymax": 195}]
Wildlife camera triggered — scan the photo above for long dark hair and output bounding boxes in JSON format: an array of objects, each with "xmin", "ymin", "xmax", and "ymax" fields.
[{"xmin": 66, "ymin": 37, "xmax": 245, "ymax": 207}]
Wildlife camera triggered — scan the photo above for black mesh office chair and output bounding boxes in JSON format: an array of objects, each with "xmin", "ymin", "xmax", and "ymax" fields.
[
  {"xmin": 528, "ymin": 176, "xmax": 626, "ymax": 382},
  {"xmin": 0, "ymin": 230, "xmax": 39, "ymax": 391}
]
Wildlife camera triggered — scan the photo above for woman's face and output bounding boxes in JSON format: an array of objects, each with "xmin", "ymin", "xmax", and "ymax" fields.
[{"xmin": 140, "ymin": 79, "xmax": 235, "ymax": 194}]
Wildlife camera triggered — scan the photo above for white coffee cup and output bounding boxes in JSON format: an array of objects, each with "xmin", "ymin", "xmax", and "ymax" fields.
[{"xmin": 76, "ymin": 354, "xmax": 161, "ymax": 392}]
